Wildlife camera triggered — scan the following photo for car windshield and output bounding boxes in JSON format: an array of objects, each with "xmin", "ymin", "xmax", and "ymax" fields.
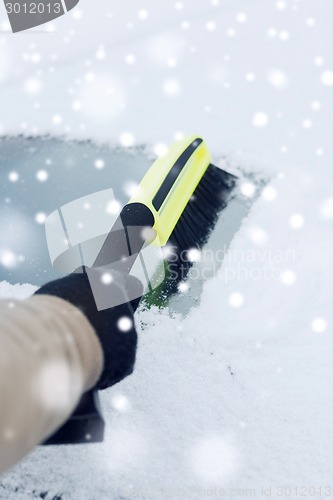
[{"xmin": 0, "ymin": 136, "xmax": 150, "ymax": 285}]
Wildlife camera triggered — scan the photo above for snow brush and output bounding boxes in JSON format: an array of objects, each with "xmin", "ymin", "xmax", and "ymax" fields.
[
  {"xmin": 93, "ymin": 135, "xmax": 237, "ymax": 297},
  {"xmin": 43, "ymin": 135, "xmax": 237, "ymax": 445}
]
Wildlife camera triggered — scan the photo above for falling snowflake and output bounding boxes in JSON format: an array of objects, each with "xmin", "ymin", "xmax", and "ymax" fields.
[
  {"xmin": 124, "ymin": 181, "xmax": 139, "ymax": 197},
  {"xmin": 178, "ymin": 282, "xmax": 189, "ymax": 293},
  {"xmin": 36, "ymin": 170, "xmax": 49, "ymax": 182},
  {"xmin": 245, "ymin": 72, "xmax": 256, "ymax": 82},
  {"xmin": 8, "ymin": 171, "xmax": 19, "ymax": 182},
  {"xmin": 52, "ymin": 114, "xmax": 63, "ymax": 125},
  {"xmin": 187, "ymin": 248, "xmax": 202, "ymax": 263},
  {"xmin": 72, "ymin": 100, "xmax": 82, "ymax": 111},
  {"xmin": 228, "ymin": 292, "xmax": 244, "ymax": 308},
  {"xmin": 248, "ymin": 226, "xmax": 268, "ymax": 246},
  {"xmin": 306, "ymin": 17, "xmax": 316, "ymax": 27},
  {"xmin": 141, "ymin": 227, "xmax": 156, "ymax": 243},
  {"xmin": 279, "ymin": 30, "xmax": 290, "ymax": 41},
  {"xmin": 314, "ymin": 56, "xmax": 324, "ymax": 66},
  {"xmin": 321, "ymin": 71, "xmax": 333, "ymax": 86},
  {"xmin": 72, "ymin": 8, "xmax": 83, "ymax": 20},
  {"xmin": 280, "ymin": 270, "xmax": 296, "ymax": 286},
  {"xmin": 96, "ymin": 47, "xmax": 106, "ymax": 60},
  {"xmin": 31, "ymin": 52, "xmax": 41, "ymax": 64},
  {"xmin": 174, "ymin": 131, "xmax": 184, "ymax": 141},
  {"xmin": 163, "ymin": 78, "xmax": 181, "ymax": 96},
  {"xmin": 125, "ymin": 54, "xmax": 136, "ymax": 65},
  {"xmin": 94, "ymin": 158, "xmax": 105, "ymax": 169},
  {"xmin": 35, "ymin": 213, "xmax": 47, "ymax": 224},
  {"xmin": 226, "ymin": 28, "xmax": 236, "ymax": 37},
  {"xmin": 101, "ymin": 272, "xmax": 113, "ymax": 285},
  {"xmin": 117, "ymin": 317, "xmax": 133, "ymax": 332},
  {"xmin": 276, "ymin": 0, "xmax": 286, "ymax": 10},
  {"xmin": 262, "ymin": 185, "xmax": 277, "ymax": 202},
  {"xmin": 138, "ymin": 9, "xmax": 148, "ymax": 20},
  {"xmin": 154, "ymin": 143, "xmax": 168, "ymax": 157},
  {"xmin": 267, "ymin": 27, "xmax": 278, "ymax": 38},
  {"xmin": 106, "ymin": 200, "xmax": 121, "ymax": 215},
  {"xmin": 120, "ymin": 132, "xmax": 135, "ymax": 147},
  {"xmin": 311, "ymin": 101, "xmax": 321, "ymax": 111},
  {"xmin": 311, "ymin": 317, "xmax": 327, "ymax": 333},
  {"xmin": 267, "ymin": 69, "xmax": 288, "ymax": 89},
  {"xmin": 163, "ymin": 245, "xmax": 177, "ymax": 260},
  {"xmin": 85, "ymin": 71, "xmax": 95, "ymax": 82},
  {"xmin": 240, "ymin": 181, "xmax": 256, "ymax": 198},
  {"xmin": 289, "ymin": 214, "xmax": 304, "ymax": 229},
  {"xmin": 167, "ymin": 57, "xmax": 177, "ymax": 68},
  {"xmin": 320, "ymin": 198, "xmax": 333, "ymax": 219},
  {"xmin": 253, "ymin": 112, "xmax": 269, "ymax": 127},
  {"xmin": 111, "ymin": 394, "xmax": 131, "ymax": 412},
  {"xmin": 236, "ymin": 12, "xmax": 247, "ymax": 23},
  {"xmin": 206, "ymin": 21, "xmax": 216, "ymax": 31},
  {"xmin": 24, "ymin": 77, "xmax": 42, "ymax": 94},
  {"xmin": 0, "ymin": 250, "xmax": 17, "ymax": 268}
]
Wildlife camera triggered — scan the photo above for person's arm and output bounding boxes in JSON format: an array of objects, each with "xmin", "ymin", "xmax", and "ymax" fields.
[
  {"xmin": 0, "ymin": 294, "xmax": 104, "ymax": 474},
  {"xmin": 0, "ymin": 269, "xmax": 141, "ymax": 475}
]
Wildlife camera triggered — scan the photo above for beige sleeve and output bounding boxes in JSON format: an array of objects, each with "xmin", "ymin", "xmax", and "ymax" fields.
[{"xmin": 0, "ymin": 295, "xmax": 104, "ymax": 475}]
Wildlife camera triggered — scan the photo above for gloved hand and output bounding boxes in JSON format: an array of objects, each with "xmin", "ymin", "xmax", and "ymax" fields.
[{"xmin": 34, "ymin": 268, "xmax": 143, "ymax": 390}]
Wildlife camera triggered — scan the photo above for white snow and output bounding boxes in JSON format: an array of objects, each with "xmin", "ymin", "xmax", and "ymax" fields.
[
  {"xmin": 0, "ymin": 281, "xmax": 37, "ymax": 300},
  {"xmin": 0, "ymin": 0, "xmax": 333, "ymax": 498}
]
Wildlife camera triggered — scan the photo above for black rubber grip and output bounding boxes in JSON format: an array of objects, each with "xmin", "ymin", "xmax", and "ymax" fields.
[{"xmin": 93, "ymin": 203, "xmax": 154, "ymax": 269}]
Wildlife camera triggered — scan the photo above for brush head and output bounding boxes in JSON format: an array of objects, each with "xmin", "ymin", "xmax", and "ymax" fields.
[
  {"xmin": 169, "ymin": 164, "xmax": 236, "ymax": 253},
  {"xmin": 144, "ymin": 163, "xmax": 237, "ymax": 305},
  {"xmin": 128, "ymin": 135, "xmax": 213, "ymax": 247}
]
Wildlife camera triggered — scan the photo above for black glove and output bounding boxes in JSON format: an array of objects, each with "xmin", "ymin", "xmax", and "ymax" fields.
[{"xmin": 35, "ymin": 268, "xmax": 143, "ymax": 390}]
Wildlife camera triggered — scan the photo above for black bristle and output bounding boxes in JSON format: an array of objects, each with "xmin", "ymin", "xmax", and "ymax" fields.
[
  {"xmin": 144, "ymin": 164, "xmax": 237, "ymax": 305},
  {"xmin": 169, "ymin": 164, "xmax": 236, "ymax": 251}
]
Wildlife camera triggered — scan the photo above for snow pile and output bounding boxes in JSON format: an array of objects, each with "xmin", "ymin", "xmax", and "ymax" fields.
[
  {"xmin": 0, "ymin": 222, "xmax": 332, "ymax": 499},
  {"xmin": 0, "ymin": 170, "xmax": 332, "ymax": 498},
  {"xmin": 0, "ymin": 281, "xmax": 37, "ymax": 300}
]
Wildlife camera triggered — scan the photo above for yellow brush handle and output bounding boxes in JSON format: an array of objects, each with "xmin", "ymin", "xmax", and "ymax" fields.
[{"xmin": 129, "ymin": 135, "xmax": 211, "ymax": 246}]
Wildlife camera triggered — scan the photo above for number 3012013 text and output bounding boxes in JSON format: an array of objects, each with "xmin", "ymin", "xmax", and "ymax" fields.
[{"xmin": 5, "ymin": 3, "xmax": 62, "ymax": 14}]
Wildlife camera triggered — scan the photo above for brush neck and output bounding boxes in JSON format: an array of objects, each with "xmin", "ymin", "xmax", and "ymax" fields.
[{"xmin": 93, "ymin": 203, "xmax": 155, "ymax": 271}]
